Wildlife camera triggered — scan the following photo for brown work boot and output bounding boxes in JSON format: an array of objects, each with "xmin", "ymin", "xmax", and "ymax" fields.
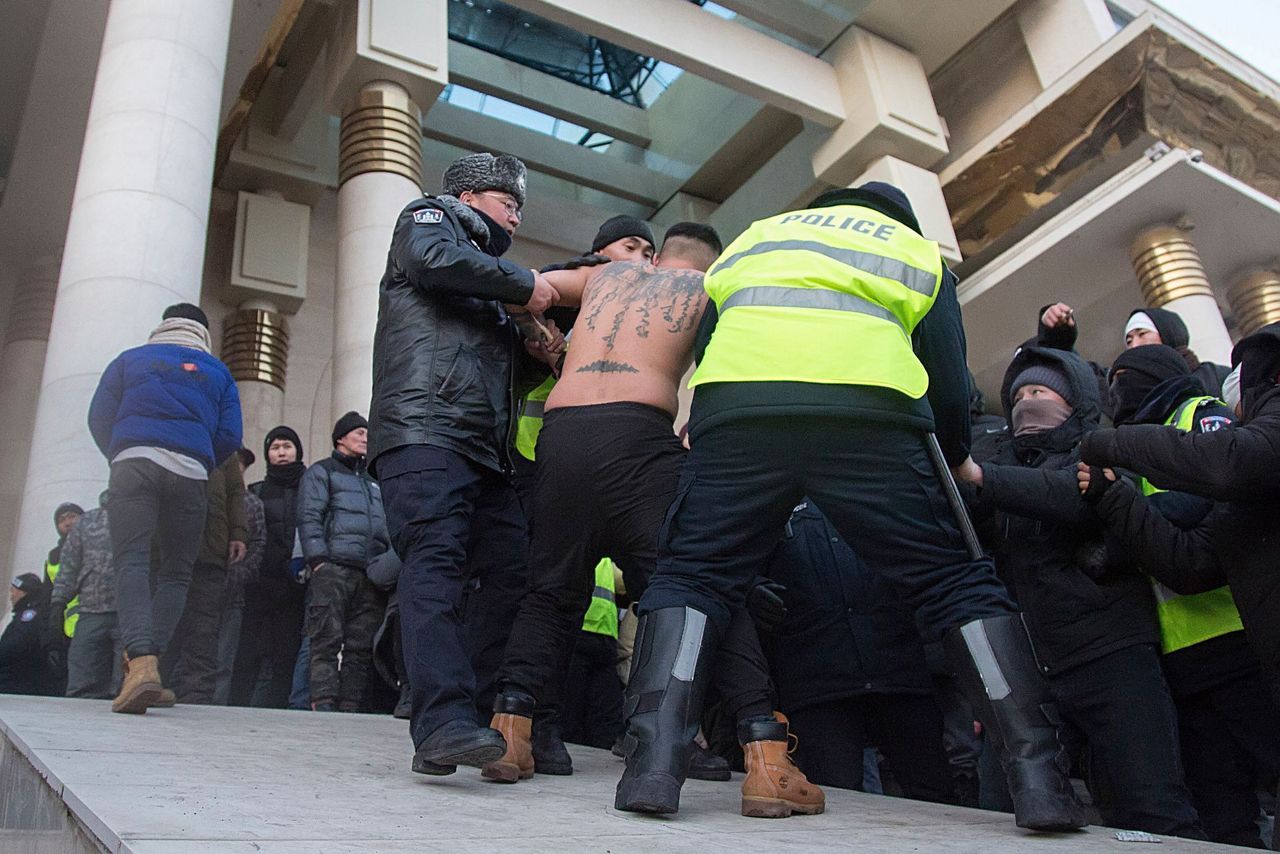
[
  {"xmin": 112, "ymin": 653, "xmax": 163, "ymax": 715},
  {"xmin": 739, "ymin": 713, "xmax": 825, "ymax": 818},
  {"xmin": 481, "ymin": 692, "xmax": 534, "ymax": 783}
]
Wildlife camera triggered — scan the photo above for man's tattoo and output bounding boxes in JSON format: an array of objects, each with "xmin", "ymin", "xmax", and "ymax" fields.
[
  {"xmin": 576, "ymin": 359, "xmax": 639, "ymax": 374},
  {"xmin": 581, "ymin": 263, "xmax": 707, "ymax": 353}
]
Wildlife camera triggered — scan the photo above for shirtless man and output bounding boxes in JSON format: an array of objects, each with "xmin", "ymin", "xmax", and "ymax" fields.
[{"xmin": 483, "ymin": 225, "xmax": 824, "ymax": 819}]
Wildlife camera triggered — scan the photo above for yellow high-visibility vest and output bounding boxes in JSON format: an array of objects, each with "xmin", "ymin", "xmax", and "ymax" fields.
[
  {"xmin": 515, "ymin": 375, "xmax": 556, "ymax": 462},
  {"xmin": 582, "ymin": 558, "xmax": 619, "ymax": 639},
  {"xmin": 1140, "ymin": 395, "xmax": 1243, "ymax": 654},
  {"xmin": 45, "ymin": 559, "xmax": 78, "ymax": 638},
  {"xmin": 690, "ymin": 204, "xmax": 943, "ymax": 398}
]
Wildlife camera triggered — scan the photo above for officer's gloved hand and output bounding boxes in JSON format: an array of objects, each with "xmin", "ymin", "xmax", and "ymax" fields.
[
  {"xmin": 746, "ymin": 578, "xmax": 787, "ymax": 632},
  {"xmin": 539, "ymin": 253, "xmax": 611, "ymax": 273}
]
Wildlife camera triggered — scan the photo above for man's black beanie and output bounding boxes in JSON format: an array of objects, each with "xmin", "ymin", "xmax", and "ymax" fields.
[
  {"xmin": 591, "ymin": 215, "xmax": 655, "ymax": 253},
  {"xmin": 809, "ymin": 181, "xmax": 922, "ymax": 235},
  {"xmin": 332, "ymin": 411, "xmax": 367, "ymax": 445},
  {"xmin": 264, "ymin": 425, "xmax": 305, "ymax": 464},
  {"xmin": 53, "ymin": 503, "xmax": 84, "ymax": 524},
  {"xmin": 162, "ymin": 302, "xmax": 210, "ymax": 329}
]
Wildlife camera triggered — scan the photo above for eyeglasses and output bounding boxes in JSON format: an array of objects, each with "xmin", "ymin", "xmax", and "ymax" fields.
[{"xmin": 476, "ymin": 190, "xmax": 522, "ymax": 221}]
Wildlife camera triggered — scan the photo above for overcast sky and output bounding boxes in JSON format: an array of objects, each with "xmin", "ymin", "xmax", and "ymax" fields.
[{"xmin": 1154, "ymin": 0, "xmax": 1280, "ymax": 83}]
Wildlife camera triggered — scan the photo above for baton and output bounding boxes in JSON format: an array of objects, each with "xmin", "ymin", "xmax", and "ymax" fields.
[{"xmin": 925, "ymin": 432, "xmax": 985, "ymax": 562}]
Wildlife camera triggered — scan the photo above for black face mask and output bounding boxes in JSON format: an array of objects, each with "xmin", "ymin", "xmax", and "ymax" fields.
[
  {"xmin": 1110, "ymin": 378, "xmax": 1158, "ymax": 426},
  {"xmin": 266, "ymin": 460, "xmax": 306, "ymax": 487}
]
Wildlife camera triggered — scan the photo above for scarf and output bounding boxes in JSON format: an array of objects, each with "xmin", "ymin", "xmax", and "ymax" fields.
[
  {"xmin": 265, "ymin": 461, "xmax": 306, "ymax": 488},
  {"xmin": 434, "ymin": 194, "xmax": 512, "ymax": 256},
  {"xmin": 148, "ymin": 317, "xmax": 212, "ymax": 353},
  {"xmin": 1011, "ymin": 397, "xmax": 1073, "ymax": 437}
]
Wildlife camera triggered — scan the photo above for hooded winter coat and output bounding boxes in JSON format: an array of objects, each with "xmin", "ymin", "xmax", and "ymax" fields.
[
  {"xmin": 971, "ymin": 346, "xmax": 1160, "ymax": 675},
  {"xmin": 367, "ymin": 194, "xmax": 543, "ymax": 476},
  {"xmin": 1081, "ymin": 322, "xmax": 1280, "ymax": 703}
]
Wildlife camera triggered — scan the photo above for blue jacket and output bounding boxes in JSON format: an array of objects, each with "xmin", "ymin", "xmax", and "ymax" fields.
[{"xmin": 88, "ymin": 343, "xmax": 242, "ymax": 472}]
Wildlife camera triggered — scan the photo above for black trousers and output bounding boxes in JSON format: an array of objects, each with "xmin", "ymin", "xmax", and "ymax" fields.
[
  {"xmin": 1050, "ymin": 644, "xmax": 1203, "ymax": 838},
  {"xmin": 787, "ymin": 694, "xmax": 955, "ymax": 803},
  {"xmin": 306, "ymin": 562, "xmax": 385, "ymax": 710},
  {"xmin": 1177, "ymin": 669, "xmax": 1280, "ymax": 847},
  {"xmin": 229, "ymin": 589, "xmax": 305, "ymax": 708},
  {"xmin": 499, "ymin": 403, "xmax": 773, "ymax": 722},
  {"xmin": 559, "ymin": 631, "xmax": 625, "ymax": 749},
  {"xmin": 641, "ymin": 416, "xmax": 1014, "ymax": 638},
  {"xmin": 380, "ymin": 446, "xmax": 529, "ymax": 747},
  {"xmin": 164, "ymin": 559, "xmax": 227, "ymax": 704}
]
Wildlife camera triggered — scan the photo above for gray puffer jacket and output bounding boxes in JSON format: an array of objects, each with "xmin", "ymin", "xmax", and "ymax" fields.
[{"xmin": 297, "ymin": 452, "xmax": 390, "ymax": 570}]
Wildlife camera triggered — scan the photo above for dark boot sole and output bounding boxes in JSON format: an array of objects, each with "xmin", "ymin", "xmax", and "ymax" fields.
[
  {"xmin": 615, "ymin": 773, "xmax": 681, "ymax": 814},
  {"xmin": 533, "ymin": 760, "xmax": 573, "ymax": 776},
  {"xmin": 688, "ymin": 765, "xmax": 732, "ymax": 782},
  {"xmin": 111, "ymin": 683, "xmax": 162, "ymax": 715}
]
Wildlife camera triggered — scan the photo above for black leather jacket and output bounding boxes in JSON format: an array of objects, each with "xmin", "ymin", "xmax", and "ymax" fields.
[{"xmin": 368, "ymin": 194, "xmax": 537, "ymax": 476}]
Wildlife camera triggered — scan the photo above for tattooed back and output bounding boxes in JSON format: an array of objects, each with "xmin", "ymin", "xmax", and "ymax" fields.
[{"xmin": 547, "ymin": 261, "xmax": 707, "ymax": 417}]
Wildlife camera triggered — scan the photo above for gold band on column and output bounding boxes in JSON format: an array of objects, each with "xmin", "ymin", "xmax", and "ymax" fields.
[
  {"xmin": 222, "ymin": 309, "xmax": 289, "ymax": 390},
  {"xmin": 1228, "ymin": 269, "xmax": 1280, "ymax": 338},
  {"xmin": 339, "ymin": 81, "xmax": 423, "ymax": 187},
  {"xmin": 1130, "ymin": 225, "xmax": 1215, "ymax": 307}
]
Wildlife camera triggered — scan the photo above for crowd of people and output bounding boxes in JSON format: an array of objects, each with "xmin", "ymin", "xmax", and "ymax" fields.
[{"xmin": 2, "ymin": 148, "xmax": 1279, "ymax": 846}]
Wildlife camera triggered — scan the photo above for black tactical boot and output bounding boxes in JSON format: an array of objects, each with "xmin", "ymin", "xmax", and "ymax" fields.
[
  {"xmin": 944, "ymin": 615, "xmax": 1088, "ymax": 832},
  {"xmin": 688, "ymin": 742, "xmax": 732, "ymax": 781},
  {"xmin": 615, "ymin": 607, "xmax": 718, "ymax": 815},
  {"xmin": 531, "ymin": 707, "xmax": 574, "ymax": 775}
]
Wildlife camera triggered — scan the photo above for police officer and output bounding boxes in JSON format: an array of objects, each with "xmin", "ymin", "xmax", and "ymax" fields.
[
  {"xmin": 0, "ymin": 574, "xmax": 58, "ymax": 695},
  {"xmin": 616, "ymin": 183, "xmax": 1086, "ymax": 831},
  {"xmin": 369, "ymin": 152, "xmax": 558, "ymax": 775}
]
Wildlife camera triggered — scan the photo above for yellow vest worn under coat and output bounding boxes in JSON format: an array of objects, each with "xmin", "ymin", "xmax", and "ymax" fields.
[
  {"xmin": 690, "ymin": 204, "xmax": 943, "ymax": 398},
  {"xmin": 515, "ymin": 374, "xmax": 556, "ymax": 462},
  {"xmin": 1140, "ymin": 395, "xmax": 1244, "ymax": 654},
  {"xmin": 44, "ymin": 559, "xmax": 78, "ymax": 638}
]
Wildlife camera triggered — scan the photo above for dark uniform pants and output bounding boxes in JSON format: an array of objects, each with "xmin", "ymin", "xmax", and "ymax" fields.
[
  {"xmin": 499, "ymin": 403, "xmax": 773, "ymax": 723},
  {"xmin": 1048, "ymin": 643, "xmax": 1203, "ymax": 838},
  {"xmin": 306, "ymin": 562, "xmax": 384, "ymax": 710},
  {"xmin": 379, "ymin": 446, "xmax": 529, "ymax": 747},
  {"xmin": 787, "ymin": 693, "xmax": 955, "ymax": 802},
  {"xmin": 641, "ymin": 415, "xmax": 1014, "ymax": 638},
  {"xmin": 229, "ymin": 588, "xmax": 305, "ymax": 708},
  {"xmin": 558, "ymin": 630, "xmax": 626, "ymax": 749}
]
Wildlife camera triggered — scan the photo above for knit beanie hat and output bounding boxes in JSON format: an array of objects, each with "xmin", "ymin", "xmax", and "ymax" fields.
[
  {"xmin": 53, "ymin": 502, "xmax": 84, "ymax": 525},
  {"xmin": 1010, "ymin": 363, "xmax": 1074, "ymax": 406},
  {"xmin": 162, "ymin": 302, "xmax": 210, "ymax": 329},
  {"xmin": 591, "ymin": 215, "xmax": 655, "ymax": 253},
  {"xmin": 442, "ymin": 153, "xmax": 528, "ymax": 208},
  {"xmin": 264, "ymin": 425, "xmax": 305, "ymax": 464},
  {"xmin": 332, "ymin": 411, "xmax": 368, "ymax": 445},
  {"xmin": 1125, "ymin": 307, "xmax": 1189, "ymax": 349}
]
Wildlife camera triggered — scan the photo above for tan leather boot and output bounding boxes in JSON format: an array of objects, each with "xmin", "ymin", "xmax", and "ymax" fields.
[
  {"xmin": 152, "ymin": 688, "xmax": 177, "ymax": 708},
  {"xmin": 481, "ymin": 693, "xmax": 534, "ymax": 783},
  {"xmin": 739, "ymin": 713, "xmax": 825, "ymax": 818},
  {"xmin": 112, "ymin": 654, "xmax": 163, "ymax": 714}
]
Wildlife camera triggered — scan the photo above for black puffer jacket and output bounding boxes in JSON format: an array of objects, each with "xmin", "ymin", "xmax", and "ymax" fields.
[
  {"xmin": 763, "ymin": 502, "xmax": 933, "ymax": 713},
  {"xmin": 973, "ymin": 346, "xmax": 1159, "ymax": 675},
  {"xmin": 249, "ymin": 462, "xmax": 305, "ymax": 602},
  {"xmin": 368, "ymin": 194, "xmax": 537, "ymax": 476},
  {"xmin": 297, "ymin": 452, "xmax": 390, "ymax": 570},
  {"xmin": 1082, "ymin": 323, "xmax": 1280, "ymax": 703}
]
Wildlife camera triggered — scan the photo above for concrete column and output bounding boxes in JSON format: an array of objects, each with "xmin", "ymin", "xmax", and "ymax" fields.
[
  {"xmin": 222, "ymin": 302, "xmax": 289, "ymax": 482},
  {"xmin": 1017, "ymin": 0, "xmax": 1115, "ymax": 88},
  {"xmin": 1129, "ymin": 224, "xmax": 1234, "ymax": 366},
  {"xmin": 331, "ymin": 81, "xmax": 422, "ymax": 417},
  {"xmin": 0, "ymin": 256, "xmax": 59, "ymax": 588},
  {"xmin": 10, "ymin": 0, "xmax": 234, "ymax": 577},
  {"xmin": 1227, "ymin": 269, "xmax": 1280, "ymax": 339}
]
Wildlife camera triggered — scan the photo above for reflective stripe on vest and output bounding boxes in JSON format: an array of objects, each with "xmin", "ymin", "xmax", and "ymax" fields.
[
  {"xmin": 690, "ymin": 204, "xmax": 943, "ymax": 398},
  {"xmin": 582, "ymin": 557, "xmax": 619, "ymax": 638},
  {"xmin": 63, "ymin": 596, "xmax": 80, "ymax": 638},
  {"xmin": 1141, "ymin": 395, "xmax": 1244, "ymax": 654},
  {"xmin": 515, "ymin": 374, "xmax": 557, "ymax": 462}
]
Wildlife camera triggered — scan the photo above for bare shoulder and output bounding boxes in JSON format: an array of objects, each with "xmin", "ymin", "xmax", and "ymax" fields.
[{"xmin": 583, "ymin": 261, "xmax": 705, "ymax": 300}]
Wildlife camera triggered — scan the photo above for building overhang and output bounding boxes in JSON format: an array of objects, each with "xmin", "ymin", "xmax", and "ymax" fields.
[
  {"xmin": 961, "ymin": 148, "xmax": 1280, "ymax": 405},
  {"xmin": 942, "ymin": 15, "xmax": 1280, "ymax": 278}
]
